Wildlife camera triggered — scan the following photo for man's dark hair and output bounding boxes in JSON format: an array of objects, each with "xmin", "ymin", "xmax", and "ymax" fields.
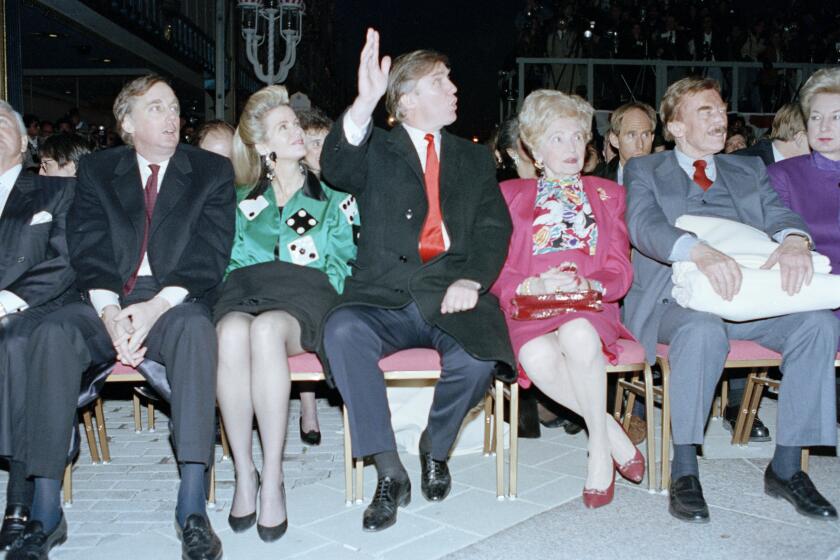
[
  {"xmin": 296, "ymin": 106, "xmax": 333, "ymax": 133},
  {"xmin": 23, "ymin": 114, "xmax": 39, "ymax": 128},
  {"xmin": 39, "ymin": 134, "xmax": 92, "ymax": 168}
]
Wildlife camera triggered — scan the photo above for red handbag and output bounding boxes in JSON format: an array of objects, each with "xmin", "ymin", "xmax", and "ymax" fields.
[{"xmin": 510, "ymin": 290, "xmax": 603, "ymax": 320}]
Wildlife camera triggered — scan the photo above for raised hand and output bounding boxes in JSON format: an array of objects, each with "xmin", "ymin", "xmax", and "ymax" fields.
[
  {"xmin": 690, "ymin": 243, "xmax": 742, "ymax": 301},
  {"xmin": 349, "ymin": 28, "xmax": 391, "ymax": 127}
]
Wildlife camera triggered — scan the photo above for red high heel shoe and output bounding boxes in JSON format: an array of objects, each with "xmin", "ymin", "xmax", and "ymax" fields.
[
  {"xmin": 582, "ymin": 464, "xmax": 615, "ymax": 509},
  {"xmin": 614, "ymin": 446, "xmax": 645, "ymax": 484}
]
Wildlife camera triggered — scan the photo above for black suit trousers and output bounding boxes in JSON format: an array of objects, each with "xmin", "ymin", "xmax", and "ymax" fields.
[
  {"xmin": 324, "ymin": 302, "xmax": 494, "ymax": 461},
  {"xmin": 25, "ymin": 284, "xmax": 218, "ymax": 480}
]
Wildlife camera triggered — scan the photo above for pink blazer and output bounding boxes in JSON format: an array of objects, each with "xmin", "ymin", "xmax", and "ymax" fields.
[{"xmin": 491, "ymin": 175, "xmax": 634, "ymax": 357}]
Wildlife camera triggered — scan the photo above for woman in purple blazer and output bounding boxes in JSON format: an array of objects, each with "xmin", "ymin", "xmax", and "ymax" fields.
[{"xmin": 767, "ymin": 68, "xmax": 840, "ymax": 324}]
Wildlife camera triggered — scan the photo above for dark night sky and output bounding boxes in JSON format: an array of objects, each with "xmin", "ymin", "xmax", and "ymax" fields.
[{"xmin": 331, "ymin": 0, "xmax": 521, "ymax": 139}]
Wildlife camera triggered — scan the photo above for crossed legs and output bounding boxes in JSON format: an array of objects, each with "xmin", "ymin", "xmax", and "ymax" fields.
[{"xmin": 518, "ymin": 318, "xmax": 637, "ymax": 491}]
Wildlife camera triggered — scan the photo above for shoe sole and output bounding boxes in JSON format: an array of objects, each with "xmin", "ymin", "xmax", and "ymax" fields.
[
  {"xmin": 421, "ymin": 484, "xmax": 452, "ymax": 502},
  {"xmin": 668, "ymin": 505, "xmax": 710, "ymax": 524},
  {"xmin": 764, "ymin": 486, "xmax": 839, "ymax": 520},
  {"xmin": 722, "ymin": 420, "xmax": 771, "ymax": 443}
]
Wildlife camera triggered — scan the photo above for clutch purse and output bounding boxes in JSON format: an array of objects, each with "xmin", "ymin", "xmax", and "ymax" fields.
[{"xmin": 510, "ymin": 290, "xmax": 603, "ymax": 320}]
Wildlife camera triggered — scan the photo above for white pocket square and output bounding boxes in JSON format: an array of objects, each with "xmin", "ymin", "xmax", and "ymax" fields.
[{"xmin": 29, "ymin": 211, "xmax": 52, "ymax": 225}]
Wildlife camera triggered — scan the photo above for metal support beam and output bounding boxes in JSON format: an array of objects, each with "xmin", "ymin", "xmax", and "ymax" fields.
[
  {"xmin": 214, "ymin": 0, "xmax": 224, "ymax": 120},
  {"xmin": 23, "ymin": 68, "xmax": 152, "ymax": 77},
  {"xmin": 36, "ymin": 0, "xmax": 202, "ymax": 87}
]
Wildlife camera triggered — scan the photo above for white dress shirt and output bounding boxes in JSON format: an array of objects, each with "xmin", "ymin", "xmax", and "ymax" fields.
[
  {"xmin": 342, "ymin": 115, "xmax": 450, "ymax": 248},
  {"xmin": 0, "ymin": 164, "xmax": 27, "ymax": 316},
  {"xmin": 89, "ymin": 154, "xmax": 187, "ymax": 315}
]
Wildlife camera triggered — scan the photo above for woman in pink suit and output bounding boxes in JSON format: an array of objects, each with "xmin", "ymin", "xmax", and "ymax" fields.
[{"xmin": 491, "ymin": 90, "xmax": 642, "ymax": 508}]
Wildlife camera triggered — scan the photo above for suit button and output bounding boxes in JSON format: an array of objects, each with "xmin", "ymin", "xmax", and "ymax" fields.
[
  {"xmin": 16, "ymin": 256, "xmax": 24, "ymax": 263},
  {"xmin": 661, "ymin": 298, "xmax": 670, "ymax": 304},
  {"xmin": 405, "ymin": 209, "xmax": 413, "ymax": 220},
  {"xmin": 395, "ymin": 288, "xmax": 405, "ymax": 294},
  {"xmin": 399, "ymin": 255, "xmax": 408, "ymax": 263}
]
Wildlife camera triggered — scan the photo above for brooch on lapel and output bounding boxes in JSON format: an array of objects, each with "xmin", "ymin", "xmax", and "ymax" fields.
[{"xmin": 596, "ymin": 187, "xmax": 610, "ymax": 201}]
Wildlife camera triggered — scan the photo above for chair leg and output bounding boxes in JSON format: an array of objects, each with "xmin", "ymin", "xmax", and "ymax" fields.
[
  {"xmin": 623, "ymin": 376, "xmax": 639, "ymax": 430},
  {"xmin": 801, "ymin": 448, "xmax": 810, "ymax": 473},
  {"xmin": 643, "ymin": 364, "xmax": 657, "ymax": 492},
  {"xmin": 354, "ymin": 458, "xmax": 364, "ymax": 504},
  {"xmin": 720, "ymin": 378, "xmax": 729, "ymax": 415},
  {"xmin": 133, "ymin": 393, "xmax": 142, "ymax": 433},
  {"xmin": 731, "ymin": 373, "xmax": 756, "ymax": 445},
  {"xmin": 741, "ymin": 378, "xmax": 766, "ymax": 446},
  {"xmin": 94, "ymin": 398, "xmax": 111, "ymax": 463},
  {"xmin": 147, "ymin": 402, "xmax": 156, "ymax": 432},
  {"xmin": 509, "ymin": 382, "xmax": 519, "ymax": 499},
  {"xmin": 483, "ymin": 394, "xmax": 493, "ymax": 456},
  {"xmin": 612, "ymin": 374, "xmax": 625, "ymax": 423},
  {"xmin": 218, "ymin": 414, "xmax": 230, "ymax": 461},
  {"xmin": 659, "ymin": 359, "xmax": 672, "ymax": 492},
  {"xmin": 207, "ymin": 465, "xmax": 216, "ymax": 506},
  {"xmin": 82, "ymin": 409, "xmax": 100, "ymax": 464},
  {"xmin": 63, "ymin": 464, "xmax": 72, "ymax": 506},
  {"xmin": 342, "ymin": 405, "xmax": 352, "ymax": 505},
  {"xmin": 494, "ymin": 379, "xmax": 504, "ymax": 499}
]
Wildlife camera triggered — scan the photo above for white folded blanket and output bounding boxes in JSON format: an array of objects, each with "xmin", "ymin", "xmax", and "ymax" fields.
[{"xmin": 670, "ymin": 215, "xmax": 840, "ymax": 321}]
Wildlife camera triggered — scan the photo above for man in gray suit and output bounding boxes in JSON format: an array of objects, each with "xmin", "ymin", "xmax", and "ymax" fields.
[{"xmin": 624, "ymin": 76, "xmax": 838, "ymax": 523}]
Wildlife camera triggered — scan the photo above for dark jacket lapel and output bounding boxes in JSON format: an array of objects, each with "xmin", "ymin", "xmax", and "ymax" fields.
[
  {"xmin": 386, "ymin": 126, "xmax": 424, "ymax": 189},
  {"xmin": 151, "ymin": 146, "xmax": 192, "ymax": 236},
  {"xmin": 0, "ymin": 173, "xmax": 35, "ymax": 279},
  {"xmin": 655, "ymin": 152, "xmax": 689, "ymax": 222},
  {"xmin": 439, "ymin": 131, "xmax": 462, "ymax": 207},
  {"xmin": 112, "ymin": 149, "xmax": 145, "ymax": 254}
]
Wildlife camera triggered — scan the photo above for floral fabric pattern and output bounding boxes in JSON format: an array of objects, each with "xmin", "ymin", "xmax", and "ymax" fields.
[{"xmin": 532, "ymin": 175, "xmax": 598, "ymax": 256}]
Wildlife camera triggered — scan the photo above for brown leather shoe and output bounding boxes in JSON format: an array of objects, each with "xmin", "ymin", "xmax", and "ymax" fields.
[{"xmin": 627, "ymin": 415, "xmax": 647, "ymax": 445}]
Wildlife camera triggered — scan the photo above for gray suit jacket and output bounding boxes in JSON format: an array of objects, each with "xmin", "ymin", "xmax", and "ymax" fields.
[{"xmin": 622, "ymin": 150, "xmax": 809, "ymax": 362}]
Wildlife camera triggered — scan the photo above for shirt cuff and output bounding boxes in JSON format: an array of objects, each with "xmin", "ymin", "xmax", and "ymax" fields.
[
  {"xmin": 775, "ymin": 228, "xmax": 813, "ymax": 248},
  {"xmin": 669, "ymin": 233, "xmax": 702, "ymax": 262},
  {"xmin": 342, "ymin": 113, "xmax": 371, "ymax": 146},
  {"xmin": 0, "ymin": 291, "xmax": 28, "ymax": 315},
  {"xmin": 90, "ymin": 289, "xmax": 120, "ymax": 316},
  {"xmin": 156, "ymin": 286, "xmax": 188, "ymax": 308}
]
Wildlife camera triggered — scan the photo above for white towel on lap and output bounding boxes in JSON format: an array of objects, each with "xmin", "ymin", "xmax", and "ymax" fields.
[{"xmin": 670, "ymin": 215, "xmax": 840, "ymax": 321}]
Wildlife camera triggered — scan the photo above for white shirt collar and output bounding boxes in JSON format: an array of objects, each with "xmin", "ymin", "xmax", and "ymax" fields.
[
  {"xmin": 401, "ymin": 123, "xmax": 441, "ymax": 171},
  {"xmin": 771, "ymin": 142, "xmax": 785, "ymax": 162},
  {"xmin": 136, "ymin": 152, "xmax": 170, "ymax": 190}
]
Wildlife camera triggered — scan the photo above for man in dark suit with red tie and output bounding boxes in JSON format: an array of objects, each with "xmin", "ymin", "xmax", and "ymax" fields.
[
  {"xmin": 321, "ymin": 29, "xmax": 514, "ymax": 532},
  {"xmin": 10, "ymin": 76, "xmax": 235, "ymax": 560},
  {"xmin": 0, "ymin": 100, "xmax": 75, "ymax": 551}
]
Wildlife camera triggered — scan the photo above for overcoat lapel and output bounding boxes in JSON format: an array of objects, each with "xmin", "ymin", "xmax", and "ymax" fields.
[
  {"xmin": 655, "ymin": 152, "xmax": 689, "ymax": 222},
  {"xmin": 151, "ymin": 147, "xmax": 192, "ymax": 236},
  {"xmin": 0, "ymin": 174, "xmax": 35, "ymax": 280},
  {"xmin": 386, "ymin": 126, "xmax": 424, "ymax": 189},
  {"xmin": 112, "ymin": 149, "xmax": 145, "ymax": 259}
]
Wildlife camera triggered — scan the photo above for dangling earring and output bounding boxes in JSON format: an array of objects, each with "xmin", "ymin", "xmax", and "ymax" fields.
[
  {"xmin": 534, "ymin": 159, "xmax": 545, "ymax": 177},
  {"xmin": 262, "ymin": 152, "xmax": 275, "ymax": 181}
]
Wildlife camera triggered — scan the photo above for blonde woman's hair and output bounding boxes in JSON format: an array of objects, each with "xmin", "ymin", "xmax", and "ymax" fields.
[
  {"xmin": 769, "ymin": 103, "xmax": 806, "ymax": 141},
  {"xmin": 232, "ymin": 85, "xmax": 290, "ymax": 188},
  {"xmin": 799, "ymin": 67, "xmax": 840, "ymax": 120},
  {"xmin": 517, "ymin": 89, "xmax": 594, "ymax": 155},
  {"xmin": 659, "ymin": 76, "xmax": 720, "ymax": 141}
]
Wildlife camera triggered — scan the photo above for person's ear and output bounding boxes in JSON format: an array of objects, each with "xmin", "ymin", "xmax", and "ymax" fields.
[
  {"xmin": 666, "ymin": 120, "xmax": 684, "ymax": 140},
  {"xmin": 608, "ymin": 131, "xmax": 620, "ymax": 151}
]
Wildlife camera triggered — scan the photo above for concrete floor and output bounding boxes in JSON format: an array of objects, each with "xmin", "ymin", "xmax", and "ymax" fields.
[{"xmin": 2, "ymin": 395, "xmax": 838, "ymax": 560}]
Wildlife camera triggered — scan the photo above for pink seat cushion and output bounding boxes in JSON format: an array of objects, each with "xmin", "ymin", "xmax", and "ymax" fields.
[
  {"xmin": 657, "ymin": 340, "xmax": 782, "ymax": 362},
  {"xmin": 613, "ymin": 339, "xmax": 645, "ymax": 365},
  {"xmin": 111, "ymin": 362, "xmax": 138, "ymax": 376},
  {"xmin": 287, "ymin": 352, "xmax": 325, "ymax": 373}
]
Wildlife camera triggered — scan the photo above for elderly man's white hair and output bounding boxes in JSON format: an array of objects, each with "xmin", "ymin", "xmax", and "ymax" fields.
[{"xmin": 0, "ymin": 100, "xmax": 27, "ymax": 136}]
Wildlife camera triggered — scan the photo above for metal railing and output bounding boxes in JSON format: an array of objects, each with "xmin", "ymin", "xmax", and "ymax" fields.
[{"xmin": 514, "ymin": 58, "xmax": 827, "ymax": 114}]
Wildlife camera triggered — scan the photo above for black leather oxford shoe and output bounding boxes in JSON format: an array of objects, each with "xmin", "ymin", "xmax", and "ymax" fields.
[
  {"xmin": 175, "ymin": 514, "xmax": 223, "ymax": 560},
  {"xmin": 6, "ymin": 514, "xmax": 67, "ymax": 560},
  {"xmin": 362, "ymin": 476, "xmax": 411, "ymax": 532},
  {"xmin": 0, "ymin": 504, "xmax": 30, "ymax": 550},
  {"xmin": 724, "ymin": 406, "xmax": 771, "ymax": 442},
  {"xmin": 668, "ymin": 475, "xmax": 710, "ymax": 523},
  {"xmin": 765, "ymin": 465, "xmax": 838, "ymax": 520},
  {"xmin": 419, "ymin": 452, "xmax": 452, "ymax": 502}
]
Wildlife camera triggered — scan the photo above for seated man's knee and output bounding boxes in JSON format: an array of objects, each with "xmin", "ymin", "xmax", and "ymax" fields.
[
  {"xmin": 671, "ymin": 313, "xmax": 727, "ymax": 351},
  {"xmin": 324, "ymin": 308, "xmax": 367, "ymax": 347},
  {"xmin": 792, "ymin": 310, "xmax": 840, "ymax": 344}
]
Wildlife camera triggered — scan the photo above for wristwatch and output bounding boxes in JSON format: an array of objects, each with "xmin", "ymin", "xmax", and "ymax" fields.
[{"xmin": 785, "ymin": 233, "xmax": 814, "ymax": 250}]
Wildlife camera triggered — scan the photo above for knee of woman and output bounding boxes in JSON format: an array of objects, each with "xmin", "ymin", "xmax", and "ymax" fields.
[
  {"xmin": 216, "ymin": 314, "xmax": 250, "ymax": 344},
  {"xmin": 555, "ymin": 319, "xmax": 601, "ymax": 359}
]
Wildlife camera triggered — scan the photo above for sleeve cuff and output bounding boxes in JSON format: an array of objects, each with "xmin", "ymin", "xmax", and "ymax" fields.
[
  {"xmin": 342, "ymin": 113, "xmax": 371, "ymax": 146},
  {"xmin": 0, "ymin": 291, "xmax": 28, "ymax": 314},
  {"xmin": 90, "ymin": 289, "xmax": 120, "ymax": 316},
  {"xmin": 669, "ymin": 233, "xmax": 702, "ymax": 262},
  {"xmin": 156, "ymin": 286, "xmax": 188, "ymax": 308},
  {"xmin": 775, "ymin": 228, "xmax": 814, "ymax": 249}
]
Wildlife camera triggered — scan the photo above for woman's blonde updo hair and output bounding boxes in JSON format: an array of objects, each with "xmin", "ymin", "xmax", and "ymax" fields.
[
  {"xmin": 799, "ymin": 67, "xmax": 840, "ymax": 120},
  {"xmin": 232, "ymin": 85, "xmax": 290, "ymax": 188},
  {"xmin": 517, "ymin": 89, "xmax": 594, "ymax": 157}
]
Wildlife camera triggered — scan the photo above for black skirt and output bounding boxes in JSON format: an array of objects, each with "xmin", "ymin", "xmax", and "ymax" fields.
[{"xmin": 213, "ymin": 261, "xmax": 339, "ymax": 351}]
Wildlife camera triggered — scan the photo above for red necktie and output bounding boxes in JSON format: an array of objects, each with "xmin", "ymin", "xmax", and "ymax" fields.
[
  {"xmin": 418, "ymin": 133, "xmax": 445, "ymax": 262},
  {"xmin": 124, "ymin": 164, "xmax": 160, "ymax": 294},
  {"xmin": 692, "ymin": 159, "xmax": 713, "ymax": 191}
]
